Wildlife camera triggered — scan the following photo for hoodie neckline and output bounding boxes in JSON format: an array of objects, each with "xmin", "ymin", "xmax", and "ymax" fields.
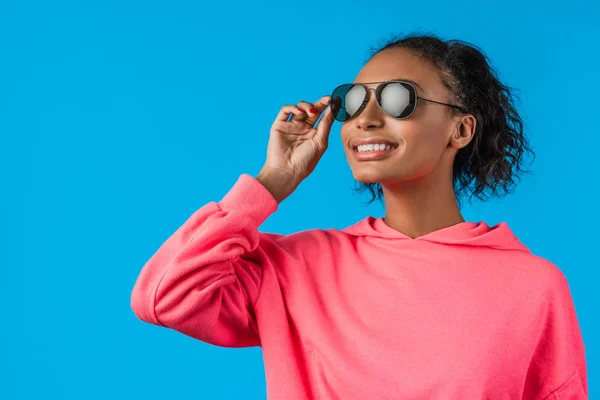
[
  {"xmin": 373, "ymin": 217, "xmax": 480, "ymax": 241},
  {"xmin": 342, "ymin": 216, "xmax": 529, "ymax": 251}
]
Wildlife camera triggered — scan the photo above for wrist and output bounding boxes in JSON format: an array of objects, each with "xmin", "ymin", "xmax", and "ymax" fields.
[{"xmin": 255, "ymin": 168, "xmax": 298, "ymax": 204}]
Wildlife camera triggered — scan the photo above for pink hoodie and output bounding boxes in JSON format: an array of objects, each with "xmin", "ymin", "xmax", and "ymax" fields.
[{"xmin": 130, "ymin": 174, "xmax": 588, "ymax": 399}]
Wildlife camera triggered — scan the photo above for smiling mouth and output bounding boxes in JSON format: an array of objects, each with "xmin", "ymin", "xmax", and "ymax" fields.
[
  {"xmin": 351, "ymin": 143, "xmax": 400, "ymax": 161},
  {"xmin": 353, "ymin": 143, "xmax": 398, "ymax": 153}
]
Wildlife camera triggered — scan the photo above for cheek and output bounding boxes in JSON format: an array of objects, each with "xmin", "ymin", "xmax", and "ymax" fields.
[
  {"xmin": 340, "ymin": 124, "xmax": 351, "ymax": 145},
  {"xmin": 399, "ymin": 126, "xmax": 449, "ymax": 171},
  {"xmin": 340, "ymin": 127, "xmax": 347, "ymax": 145}
]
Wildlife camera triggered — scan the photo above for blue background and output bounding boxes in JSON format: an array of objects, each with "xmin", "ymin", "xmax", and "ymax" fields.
[{"xmin": 2, "ymin": 0, "xmax": 597, "ymax": 398}]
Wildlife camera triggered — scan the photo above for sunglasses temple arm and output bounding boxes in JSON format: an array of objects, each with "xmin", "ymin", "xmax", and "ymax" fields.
[{"xmin": 420, "ymin": 97, "xmax": 466, "ymax": 112}]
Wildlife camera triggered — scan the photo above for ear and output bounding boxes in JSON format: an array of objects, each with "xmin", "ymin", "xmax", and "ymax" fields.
[{"xmin": 449, "ymin": 114, "xmax": 476, "ymax": 150}]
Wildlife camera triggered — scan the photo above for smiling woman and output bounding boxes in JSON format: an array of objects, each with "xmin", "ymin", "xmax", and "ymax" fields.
[{"xmin": 131, "ymin": 31, "xmax": 588, "ymax": 400}]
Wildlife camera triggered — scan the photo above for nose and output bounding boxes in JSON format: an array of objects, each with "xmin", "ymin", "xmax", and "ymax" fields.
[{"xmin": 356, "ymin": 87, "xmax": 384, "ymax": 129}]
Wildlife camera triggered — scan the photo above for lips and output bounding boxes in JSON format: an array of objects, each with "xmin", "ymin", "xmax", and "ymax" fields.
[{"xmin": 352, "ymin": 145, "xmax": 398, "ymax": 161}]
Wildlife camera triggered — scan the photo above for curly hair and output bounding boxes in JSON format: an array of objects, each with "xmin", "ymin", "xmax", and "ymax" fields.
[{"xmin": 352, "ymin": 31, "xmax": 535, "ymax": 208}]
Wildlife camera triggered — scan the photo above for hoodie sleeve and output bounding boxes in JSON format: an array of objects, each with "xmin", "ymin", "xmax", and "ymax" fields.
[
  {"xmin": 523, "ymin": 265, "xmax": 588, "ymax": 399},
  {"xmin": 130, "ymin": 174, "xmax": 284, "ymax": 348}
]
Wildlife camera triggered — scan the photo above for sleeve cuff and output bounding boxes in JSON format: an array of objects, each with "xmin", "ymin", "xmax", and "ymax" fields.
[{"xmin": 218, "ymin": 174, "xmax": 279, "ymax": 227}]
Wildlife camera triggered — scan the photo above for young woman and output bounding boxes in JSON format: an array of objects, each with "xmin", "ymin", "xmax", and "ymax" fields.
[{"xmin": 130, "ymin": 33, "xmax": 588, "ymax": 399}]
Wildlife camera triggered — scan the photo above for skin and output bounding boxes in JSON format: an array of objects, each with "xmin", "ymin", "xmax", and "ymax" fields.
[{"xmin": 341, "ymin": 47, "xmax": 477, "ymax": 239}]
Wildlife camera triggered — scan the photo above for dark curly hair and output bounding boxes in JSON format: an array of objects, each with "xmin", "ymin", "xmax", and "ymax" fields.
[{"xmin": 352, "ymin": 31, "xmax": 535, "ymax": 208}]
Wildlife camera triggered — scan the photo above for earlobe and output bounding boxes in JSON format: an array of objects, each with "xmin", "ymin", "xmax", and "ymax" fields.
[{"xmin": 453, "ymin": 132, "xmax": 465, "ymax": 149}]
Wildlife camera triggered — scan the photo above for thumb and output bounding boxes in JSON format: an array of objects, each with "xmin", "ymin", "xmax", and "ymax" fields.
[{"xmin": 314, "ymin": 105, "xmax": 335, "ymax": 148}]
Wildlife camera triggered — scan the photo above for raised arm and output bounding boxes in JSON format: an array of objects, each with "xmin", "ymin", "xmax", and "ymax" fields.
[{"xmin": 130, "ymin": 174, "xmax": 285, "ymax": 347}]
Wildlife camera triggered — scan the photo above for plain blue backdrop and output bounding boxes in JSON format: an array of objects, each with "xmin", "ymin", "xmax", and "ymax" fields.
[{"xmin": 2, "ymin": 0, "xmax": 598, "ymax": 399}]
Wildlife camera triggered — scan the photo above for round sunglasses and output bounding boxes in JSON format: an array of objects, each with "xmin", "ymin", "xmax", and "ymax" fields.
[{"xmin": 329, "ymin": 80, "xmax": 467, "ymax": 122}]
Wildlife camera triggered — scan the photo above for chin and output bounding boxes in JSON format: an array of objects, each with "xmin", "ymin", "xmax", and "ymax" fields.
[
  {"xmin": 351, "ymin": 165, "xmax": 412, "ymax": 185},
  {"xmin": 352, "ymin": 170, "xmax": 390, "ymax": 184}
]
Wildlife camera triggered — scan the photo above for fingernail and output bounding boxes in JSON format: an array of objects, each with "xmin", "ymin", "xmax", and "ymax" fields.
[
  {"xmin": 297, "ymin": 107, "xmax": 303, "ymax": 112},
  {"xmin": 310, "ymin": 108, "xmax": 316, "ymax": 114}
]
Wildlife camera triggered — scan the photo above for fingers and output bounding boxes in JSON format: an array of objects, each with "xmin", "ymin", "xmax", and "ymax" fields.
[
  {"xmin": 314, "ymin": 104, "xmax": 335, "ymax": 147},
  {"xmin": 286, "ymin": 99, "xmax": 324, "ymax": 123},
  {"xmin": 276, "ymin": 105, "xmax": 307, "ymax": 122},
  {"xmin": 274, "ymin": 96, "xmax": 333, "ymax": 135},
  {"xmin": 285, "ymin": 96, "xmax": 329, "ymax": 129},
  {"xmin": 315, "ymin": 95, "xmax": 332, "ymax": 110},
  {"xmin": 292, "ymin": 96, "xmax": 330, "ymax": 123},
  {"xmin": 289, "ymin": 103, "xmax": 309, "ymax": 122},
  {"xmin": 299, "ymin": 96, "xmax": 331, "ymax": 126}
]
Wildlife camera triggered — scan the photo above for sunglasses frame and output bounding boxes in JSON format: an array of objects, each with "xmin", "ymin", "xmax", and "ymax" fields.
[{"xmin": 330, "ymin": 80, "xmax": 468, "ymax": 122}]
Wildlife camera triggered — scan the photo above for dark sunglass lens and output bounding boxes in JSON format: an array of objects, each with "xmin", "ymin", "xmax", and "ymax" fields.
[
  {"xmin": 379, "ymin": 82, "xmax": 416, "ymax": 118},
  {"xmin": 330, "ymin": 95, "xmax": 343, "ymax": 121},
  {"xmin": 331, "ymin": 84, "xmax": 367, "ymax": 122}
]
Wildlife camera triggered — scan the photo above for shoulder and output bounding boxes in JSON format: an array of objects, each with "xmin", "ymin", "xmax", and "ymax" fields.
[
  {"xmin": 497, "ymin": 243, "xmax": 567, "ymax": 282},
  {"xmin": 486, "ymin": 248, "xmax": 573, "ymax": 311},
  {"xmin": 512, "ymin": 252, "xmax": 576, "ymax": 311},
  {"xmin": 257, "ymin": 225, "xmax": 349, "ymax": 258},
  {"xmin": 521, "ymin": 253, "xmax": 570, "ymax": 288}
]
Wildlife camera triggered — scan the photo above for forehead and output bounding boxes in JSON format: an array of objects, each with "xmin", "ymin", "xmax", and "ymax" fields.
[{"xmin": 354, "ymin": 47, "xmax": 440, "ymax": 95}]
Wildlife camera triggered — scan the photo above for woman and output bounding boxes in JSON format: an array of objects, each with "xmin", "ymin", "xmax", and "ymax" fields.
[{"xmin": 130, "ymin": 33, "xmax": 588, "ymax": 399}]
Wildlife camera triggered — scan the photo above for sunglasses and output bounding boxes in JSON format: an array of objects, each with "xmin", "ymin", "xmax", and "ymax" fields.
[{"xmin": 329, "ymin": 80, "xmax": 467, "ymax": 122}]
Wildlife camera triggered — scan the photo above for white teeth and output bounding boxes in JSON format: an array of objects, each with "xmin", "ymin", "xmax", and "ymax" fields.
[{"xmin": 356, "ymin": 143, "xmax": 397, "ymax": 152}]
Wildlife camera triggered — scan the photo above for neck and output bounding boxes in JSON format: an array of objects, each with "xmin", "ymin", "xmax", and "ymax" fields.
[{"xmin": 381, "ymin": 163, "xmax": 464, "ymax": 239}]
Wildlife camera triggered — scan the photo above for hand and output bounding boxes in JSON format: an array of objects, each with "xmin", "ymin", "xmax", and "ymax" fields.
[{"xmin": 261, "ymin": 95, "xmax": 335, "ymax": 187}]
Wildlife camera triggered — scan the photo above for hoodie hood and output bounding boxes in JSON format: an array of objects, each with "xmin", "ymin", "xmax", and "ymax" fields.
[{"xmin": 342, "ymin": 216, "xmax": 530, "ymax": 252}]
